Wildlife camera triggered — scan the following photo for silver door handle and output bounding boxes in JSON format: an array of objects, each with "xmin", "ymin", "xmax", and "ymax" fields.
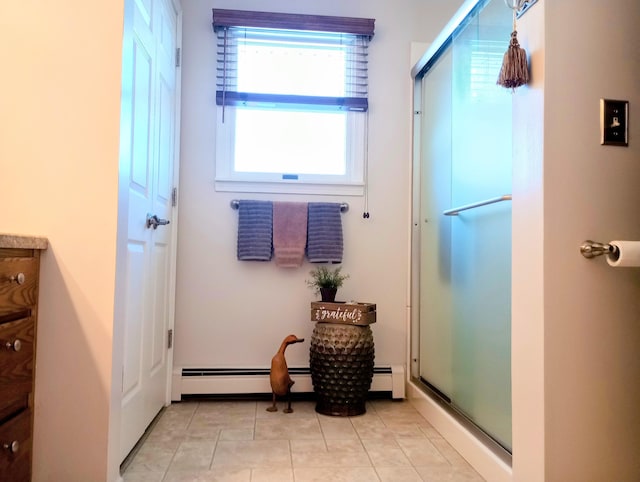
[{"xmin": 146, "ymin": 214, "xmax": 171, "ymax": 230}]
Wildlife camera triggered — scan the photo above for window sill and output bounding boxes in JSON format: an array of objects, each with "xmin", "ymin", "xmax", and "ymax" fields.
[{"xmin": 214, "ymin": 179, "xmax": 364, "ymax": 197}]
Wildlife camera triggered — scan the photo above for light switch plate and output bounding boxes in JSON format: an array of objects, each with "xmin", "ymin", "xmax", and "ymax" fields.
[{"xmin": 600, "ymin": 99, "xmax": 629, "ymax": 146}]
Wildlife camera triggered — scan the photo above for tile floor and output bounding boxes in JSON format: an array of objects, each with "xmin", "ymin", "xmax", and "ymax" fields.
[{"xmin": 122, "ymin": 399, "xmax": 485, "ymax": 482}]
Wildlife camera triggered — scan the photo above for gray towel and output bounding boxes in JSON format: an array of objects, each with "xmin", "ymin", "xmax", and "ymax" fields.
[
  {"xmin": 307, "ymin": 202, "xmax": 343, "ymax": 263},
  {"xmin": 237, "ymin": 200, "xmax": 273, "ymax": 261}
]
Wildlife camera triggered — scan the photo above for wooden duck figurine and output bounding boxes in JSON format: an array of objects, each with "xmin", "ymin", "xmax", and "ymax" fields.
[{"xmin": 266, "ymin": 334, "xmax": 304, "ymax": 413}]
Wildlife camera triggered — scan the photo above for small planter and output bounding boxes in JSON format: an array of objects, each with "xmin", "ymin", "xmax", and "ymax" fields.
[
  {"xmin": 306, "ymin": 266, "xmax": 349, "ymax": 302},
  {"xmin": 319, "ymin": 287, "xmax": 337, "ymax": 302}
]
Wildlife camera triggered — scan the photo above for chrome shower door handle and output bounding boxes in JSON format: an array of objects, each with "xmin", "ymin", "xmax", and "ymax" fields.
[{"xmin": 146, "ymin": 214, "xmax": 171, "ymax": 230}]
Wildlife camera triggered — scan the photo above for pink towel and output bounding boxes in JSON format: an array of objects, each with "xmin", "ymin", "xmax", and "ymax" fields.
[{"xmin": 273, "ymin": 202, "xmax": 308, "ymax": 268}]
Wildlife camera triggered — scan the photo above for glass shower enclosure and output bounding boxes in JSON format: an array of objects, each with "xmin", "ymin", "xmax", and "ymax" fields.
[{"xmin": 411, "ymin": 0, "xmax": 513, "ymax": 452}]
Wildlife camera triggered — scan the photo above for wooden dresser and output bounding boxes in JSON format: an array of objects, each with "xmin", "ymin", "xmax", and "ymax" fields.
[{"xmin": 0, "ymin": 234, "xmax": 47, "ymax": 482}]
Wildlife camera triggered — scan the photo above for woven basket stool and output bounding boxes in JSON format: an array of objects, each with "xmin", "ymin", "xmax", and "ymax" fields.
[{"xmin": 309, "ymin": 322, "xmax": 375, "ymax": 416}]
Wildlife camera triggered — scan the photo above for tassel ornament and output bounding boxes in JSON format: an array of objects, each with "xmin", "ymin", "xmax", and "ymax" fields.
[
  {"xmin": 497, "ymin": 30, "xmax": 529, "ymax": 89},
  {"xmin": 497, "ymin": 0, "xmax": 529, "ymax": 90}
]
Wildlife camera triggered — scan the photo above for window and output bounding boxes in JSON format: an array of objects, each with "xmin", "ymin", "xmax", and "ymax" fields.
[{"xmin": 212, "ymin": 10, "xmax": 375, "ymax": 194}]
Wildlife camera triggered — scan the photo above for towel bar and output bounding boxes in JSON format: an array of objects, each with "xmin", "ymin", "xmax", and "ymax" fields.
[
  {"xmin": 443, "ymin": 194, "xmax": 512, "ymax": 216},
  {"xmin": 230, "ymin": 200, "xmax": 349, "ymax": 213}
]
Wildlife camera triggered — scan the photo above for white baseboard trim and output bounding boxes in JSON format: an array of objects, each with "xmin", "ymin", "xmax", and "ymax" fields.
[
  {"xmin": 171, "ymin": 368, "xmax": 182, "ymax": 401},
  {"xmin": 172, "ymin": 365, "xmax": 405, "ymax": 401},
  {"xmin": 407, "ymin": 382, "xmax": 512, "ymax": 482}
]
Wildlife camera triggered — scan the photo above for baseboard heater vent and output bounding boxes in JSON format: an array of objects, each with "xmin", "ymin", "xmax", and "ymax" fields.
[{"xmin": 173, "ymin": 365, "xmax": 405, "ymax": 401}]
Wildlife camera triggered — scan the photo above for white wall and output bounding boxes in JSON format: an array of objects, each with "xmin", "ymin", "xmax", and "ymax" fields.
[
  {"xmin": 0, "ymin": 1, "xmax": 124, "ymax": 481},
  {"xmin": 514, "ymin": 0, "xmax": 640, "ymax": 480},
  {"xmin": 511, "ymin": 1, "xmax": 546, "ymax": 479},
  {"xmin": 175, "ymin": 0, "xmax": 460, "ymax": 371}
]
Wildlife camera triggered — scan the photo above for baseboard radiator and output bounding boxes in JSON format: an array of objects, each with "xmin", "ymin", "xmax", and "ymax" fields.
[{"xmin": 172, "ymin": 365, "xmax": 405, "ymax": 401}]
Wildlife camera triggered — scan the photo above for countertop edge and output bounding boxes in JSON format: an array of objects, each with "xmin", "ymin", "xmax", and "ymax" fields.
[{"xmin": 0, "ymin": 234, "xmax": 49, "ymax": 250}]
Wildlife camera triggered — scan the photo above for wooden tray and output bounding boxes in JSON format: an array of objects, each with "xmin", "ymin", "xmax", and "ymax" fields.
[{"xmin": 310, "ymin": 301, "xmax": 376, "ymax": 326}]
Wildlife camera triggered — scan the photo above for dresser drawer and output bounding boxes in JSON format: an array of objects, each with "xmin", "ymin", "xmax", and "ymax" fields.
[
  {"xmin": 0, "ymin": 409, "xmax": 32, "ymax": 482},
  {"xmin": 0, "ymin": 258, "xmax": 38, "ymax": 317},
  {"xmin": 0, "ymin": 317, "xmax": 34, "ymax": 414}
]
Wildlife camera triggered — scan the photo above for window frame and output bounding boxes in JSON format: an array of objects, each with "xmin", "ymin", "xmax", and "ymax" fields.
[{"xmin": 212, "ymin": 9, "xmax": 374, "ymax": 195}]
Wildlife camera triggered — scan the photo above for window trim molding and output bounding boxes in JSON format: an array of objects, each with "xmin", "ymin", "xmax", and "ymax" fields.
[
  {"xmin": 212, "ymin": 9, "xmax": 375, "ymax": 39},
  {"xmin": 214, "ymin": 179, "xmax": 365, "ymax": 197}
]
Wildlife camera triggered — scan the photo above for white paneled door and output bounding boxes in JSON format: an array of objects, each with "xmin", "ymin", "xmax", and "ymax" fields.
[{"xmin": 118, "ymin": 0, "xmax": 180, "ymax": 462}]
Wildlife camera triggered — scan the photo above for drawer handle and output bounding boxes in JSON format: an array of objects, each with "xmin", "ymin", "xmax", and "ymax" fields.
[
  {"xmin": 9, "ymin": 273, "xmax": 26, "ymax": 285},
  {"xmin": 5, "ymin": 339, "xmax": 22, "ymax": 352},
  {"xmin": 3, "ymin": 441, "xmax": 19, "ymax": 453}
]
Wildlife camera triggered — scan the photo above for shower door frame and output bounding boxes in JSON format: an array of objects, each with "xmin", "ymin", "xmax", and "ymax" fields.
[{"xmin": 409, "ymin": 0, "xmax": 512, "ymax": 463}]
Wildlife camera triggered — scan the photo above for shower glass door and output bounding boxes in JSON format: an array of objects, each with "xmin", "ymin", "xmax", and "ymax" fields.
[{"xmin": 417, "ymin": 0, "xmax": 513, "ymax": 451}]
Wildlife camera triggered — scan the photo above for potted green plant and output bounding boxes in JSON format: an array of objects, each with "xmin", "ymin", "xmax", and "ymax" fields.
[{"xmin": 306, "ymin": 266, "xmax": 349, "ymax": 302}]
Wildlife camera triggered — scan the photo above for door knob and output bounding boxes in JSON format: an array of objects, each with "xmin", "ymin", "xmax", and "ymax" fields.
[
  {"xmin": 146, "ymin": 214, "xmax": 171, "ymax": 230},
  {"xmin": 3, "ymin": 440, "xmax": 19, "ymax": 453},
  {"xmin": 8, "ymin": 273, "xmax": 25, "ymax": 285},
  {"xmin": 5, "ymin": 339, "xmax": 22, "ymax": 352}
]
